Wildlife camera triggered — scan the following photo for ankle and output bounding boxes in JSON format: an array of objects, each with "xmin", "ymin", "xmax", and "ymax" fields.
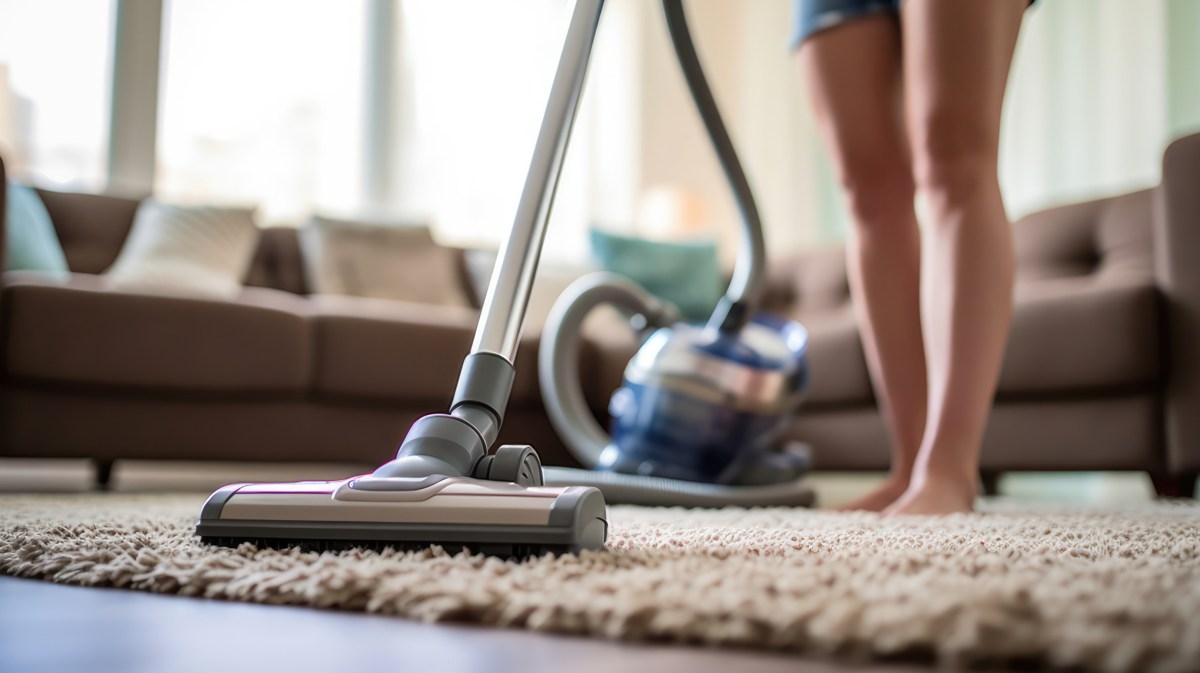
[
  {"xmin": 909, "ymin": 460, "xmax": 978, "ymax": 496},
  {"xmin": 881, "ymin": 469, "xmax": 914, "ymax": 489}
]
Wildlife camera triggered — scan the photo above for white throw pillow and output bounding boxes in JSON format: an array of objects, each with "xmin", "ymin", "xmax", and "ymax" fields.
[
  {"xmin": 301, "ymin": 215, "xmax": 471, "ymax": 307},
  {"xmin": 105, "ymin": 201, "xmax": 260, "ymax": 298}
]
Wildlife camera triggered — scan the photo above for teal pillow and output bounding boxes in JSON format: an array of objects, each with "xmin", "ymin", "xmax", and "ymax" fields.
[
  {"xmin": 589, "ymin": 227, "xmax": 721, "ymax": 322},
  {"xmin": 5, "ymin": 184, "xmax": 68, "ymax": 275}
]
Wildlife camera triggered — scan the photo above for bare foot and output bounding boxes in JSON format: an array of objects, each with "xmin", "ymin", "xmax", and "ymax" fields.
[
  {"xmin": 883, "ymin": 470, "xmax": 977, "ymax": 516},
  {"xmin": 831, "ymin": 473, "xmax": 911, "ymax": 512}
]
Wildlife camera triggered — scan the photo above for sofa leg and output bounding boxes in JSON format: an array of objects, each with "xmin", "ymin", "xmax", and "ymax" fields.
[
  {"xmin": 1149, "ymin": 472, "xmax": 1198, "ymax": 499},
  {"xmin": 94, "ymin": 459, "xmax": 115, "ymax": 492},
  {"xmin": 979, "ymin": 471, "xmax": 1002, "ymax": 496}
]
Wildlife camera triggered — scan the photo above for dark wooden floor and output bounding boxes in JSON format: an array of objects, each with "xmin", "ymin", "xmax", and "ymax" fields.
[{"xmin": 0, "ymin": 576, "xmax": 936, "ymax": 673}]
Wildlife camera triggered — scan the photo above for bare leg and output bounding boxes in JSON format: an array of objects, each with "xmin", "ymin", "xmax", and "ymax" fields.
[
  {"xmin": 885, "ymin": 0, "xmax": 1025, "ymax": 516},
  {"xmin": 799, "ymin": 16, "xmax": 926, "ymax": 511}
]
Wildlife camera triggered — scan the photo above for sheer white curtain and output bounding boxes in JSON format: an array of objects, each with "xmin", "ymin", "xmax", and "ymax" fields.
[
  {"xmin": 741, "ymin": 0, "xmax": 1200, "ymax": 246},
  {"xmin": 999, "ymin": 0, "xmax": 1199, "ymax": 218},
  {"xmin": 734, "ymin": 0, "xmax": 1200, "ymax": 249}
]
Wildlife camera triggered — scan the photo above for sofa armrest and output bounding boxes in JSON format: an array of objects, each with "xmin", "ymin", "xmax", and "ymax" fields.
[{"xmin": 1155, "ymin": 133, "xmax": 1200, "ymax": 474}]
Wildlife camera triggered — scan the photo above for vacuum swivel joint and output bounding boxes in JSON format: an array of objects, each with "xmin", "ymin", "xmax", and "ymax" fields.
[
  {"xmin": 374, "ymin": 352, "xmax": 519, "ymax": 481},
  {"xmin": 373, "ymin": 414, "xmax": 487, "ymax": 479}
]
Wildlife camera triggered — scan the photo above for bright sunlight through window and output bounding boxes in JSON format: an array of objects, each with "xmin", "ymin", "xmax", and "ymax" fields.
[
  {"xmin": 155, "ymin": 0, "xmax": 368, "ymax": 224},
  {"xmin": 0, "ymin": 0, "xmax": 115, "ymax": 189}
]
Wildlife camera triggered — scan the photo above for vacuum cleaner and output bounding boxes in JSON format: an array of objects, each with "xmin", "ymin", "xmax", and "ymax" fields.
[
  {"xmin": 536, "ymin": 1, "xmax": 815, "ymax": 508},
  {"xmin": 196, "ymin": 0, "xmax": 813, "ymax": 558}
]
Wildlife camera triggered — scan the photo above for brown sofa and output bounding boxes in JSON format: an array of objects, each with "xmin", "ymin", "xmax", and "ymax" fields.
[
  {"xmin": 0, "ymin": 159, "xmax": 580, "ymax": 481},
  {"xmin": 2, "ymin": 133, "xmax": 1198, "ymax": 495}
]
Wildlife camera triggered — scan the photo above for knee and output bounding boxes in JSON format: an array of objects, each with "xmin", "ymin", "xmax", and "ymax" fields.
[
  {"xmin": 909, "ymin": 106, "xmax": 999, "ymax": 211},
  {"xmin": 831, "ymin": 149, "xmax": 914, "ymax": 231}
]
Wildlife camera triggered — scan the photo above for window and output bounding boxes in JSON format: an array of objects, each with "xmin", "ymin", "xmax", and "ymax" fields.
[
  {"xmin": 397, "ymin": 0, "xmax": 591, "ymax": 260},
  {"xmin": 155, "ymin": 0, "xmax": 369, "ymax": 224},
  {"xmin": 0, "ymin": 0, "xmax": 116, "ymax": 189}
]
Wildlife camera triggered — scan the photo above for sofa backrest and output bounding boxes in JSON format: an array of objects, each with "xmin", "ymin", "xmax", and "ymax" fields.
[
  {"xmin": 7, "ymin": 157, "xmax": 1160, "ymax": 313},
  {"xmin": 31, "ymin": 188, "xmax": 311, "ymax": 294},
  {"xmin": 758, "ymin": 187, "xmax": 1157, "ymax": 321},
  {"xmin": 1012, "ymin": 188, "xmax": 1154, "ymax": 286},
  {"xmin": 13, "ymin": 186, "xmax": 490, "ymax": 301},
  {"xmin": 244, "ymin": 227, "xmax": 309, "ymax": 295},
  {"xmin": 35, "ymin": 188, "xmax": 138, "ymax": 275},
  {"xmin": 759, "ymin": 245, "xmax": 850, "ymax": 318}
]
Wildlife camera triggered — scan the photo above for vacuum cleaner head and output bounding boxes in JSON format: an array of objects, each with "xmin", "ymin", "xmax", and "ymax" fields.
[{"xmin": 196, "ymin": 475, "xmax": 607, "ymax": 557}]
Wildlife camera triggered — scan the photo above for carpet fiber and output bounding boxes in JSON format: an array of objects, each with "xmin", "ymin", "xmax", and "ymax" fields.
[{"xmin": 2, "ymin": 494, "xmax": 1198, "ymax": 672}]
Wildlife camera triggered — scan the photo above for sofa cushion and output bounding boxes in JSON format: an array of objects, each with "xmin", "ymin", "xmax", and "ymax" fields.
[
  {"xmin": 763, "ymin": 245, "xmax": 851, "ymax": 317},
  {"xmin": 245, "ymin": 227, "xmax": 308, "ymax": 295},
  {"xmin": 2, "ymin": 271, "xmax": 312, "ymax": 393},
  {"xmin": 1002, "ymin": 275, "xmax": 1161, "ymax": 394},
  {"xmin": 798, "ymin": 307, "xmax": 872, "ymax": 407},
  {"xmin": 1014, "ymin": 190, "xmax": 1153, "ymax": 284},
  {"xmin": 311, "ymin": 295, "xmax": 541, "ymax": 406},
  {"xmin": 301, "ymin": 217, "xmax": 471, "ymax": 307},
  {"xmin": 4, "ymin": 184, "xmax": 69, "ymax": 275},
  {"xmin": 588, "ymin": 227, "xmax": 721, "ymax": 322},
  {"xmin": 34, "ymin": 189, "xmax": 140, "ymax": 274},
  {"xmin": 105, "ymin": 201, "xmax": 260, "ymax": 298}
]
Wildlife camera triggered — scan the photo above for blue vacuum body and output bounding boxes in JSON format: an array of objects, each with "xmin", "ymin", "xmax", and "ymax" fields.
[{"xmin": 601, "ymin": 314, "xmax": 810, "ymax": 484}]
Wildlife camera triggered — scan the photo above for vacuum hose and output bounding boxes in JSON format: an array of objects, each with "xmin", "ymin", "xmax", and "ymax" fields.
[
  {"xmin": 660, "ymin": 0, "xmax": 766, "ymax": 332},
  {"xmin": 539, "ymin": 0, "xmax": 771, "ymax": 470}
]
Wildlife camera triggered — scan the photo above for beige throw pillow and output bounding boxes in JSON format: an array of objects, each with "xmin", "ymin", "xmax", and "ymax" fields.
[
  {"xmin": 301, "ymin": 216, "xmax": 470, "ymax": 307},
  {"xmin": 105, "ymin": 201, "xmax": 259, "ymax": 298}
]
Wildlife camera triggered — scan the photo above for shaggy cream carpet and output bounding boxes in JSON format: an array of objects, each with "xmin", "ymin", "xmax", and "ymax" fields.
[{"xmin": 1, "ymin": 494, "xmax": 1197, "ymax": 673}]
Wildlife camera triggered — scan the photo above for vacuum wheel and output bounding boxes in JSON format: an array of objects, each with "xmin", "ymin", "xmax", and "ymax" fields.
[{"xmin": 473, "ymin": 444, "xmax": 544, "ymax": 486}]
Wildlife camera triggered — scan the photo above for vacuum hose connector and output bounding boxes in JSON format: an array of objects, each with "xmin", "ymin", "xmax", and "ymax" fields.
[{"xmin": 375, "ymin": 353, "xmax": 516, "ymax": 479}]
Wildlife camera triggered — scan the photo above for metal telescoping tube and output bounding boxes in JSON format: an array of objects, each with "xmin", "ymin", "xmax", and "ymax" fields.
[{"xmin": 469, "ymin": 0, "xmax": 605, "ymax": 362}]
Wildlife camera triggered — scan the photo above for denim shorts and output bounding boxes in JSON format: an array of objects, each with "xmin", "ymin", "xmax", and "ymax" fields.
[
  {"xmin": 791, "ymin": 0, "xmax": 900, "ymax": 49},
  {"xmin": 791, "ymin": 0, "xmax": 1034, "ymax": 50}
]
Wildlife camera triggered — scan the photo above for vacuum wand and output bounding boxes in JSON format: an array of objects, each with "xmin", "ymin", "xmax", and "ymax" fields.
[
  {"xmin": 374, "ymin": 0, "xmax": 606, "ymax": 480},
  {"xmin": 470, "ymin": 0, "xmax": 606, "ymax": 363}
]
